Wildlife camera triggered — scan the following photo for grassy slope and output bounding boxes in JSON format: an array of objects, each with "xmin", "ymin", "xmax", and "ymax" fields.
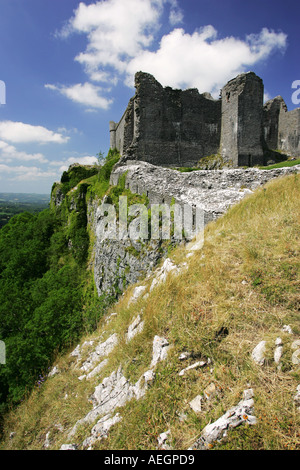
[
  {"xmin": 259, "ymin": 158, "xmax": 300, "ymax": 170},
  {"xmin": 1, "ymin": 172, "xmax": 299, "ymax": 450}
]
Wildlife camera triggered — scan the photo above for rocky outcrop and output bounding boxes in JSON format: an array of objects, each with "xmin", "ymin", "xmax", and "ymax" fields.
[
  {"xmin": 62, "ymin": 329, "xmax": 170, "ymax": 450},
  {"xmin": 88, "ymin": 161, "xmax": 300, "ymax": 299},
  {"xmin": 188, "ymin": 389, "xmax": 256, "ymax": 450},
  {"xmin": 111, "ymin": 161, "xmax": 300, "ymax": 224}
]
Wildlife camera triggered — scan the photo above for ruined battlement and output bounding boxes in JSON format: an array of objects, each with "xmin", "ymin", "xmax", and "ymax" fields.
[
  {"xmin": 110, "ymin": 71, "xmax": 300, "ymax": 168},
  {"xmin": 220, "ymin": 72, "xmax": 264, "ymax": 166}
]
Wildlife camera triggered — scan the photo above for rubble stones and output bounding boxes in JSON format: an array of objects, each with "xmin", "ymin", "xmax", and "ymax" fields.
[
  {"xmin": 126, "ymin": 315, "xmax": 144, "ymax": 343},
  {"xmin": 189, "ymin": 395, "xmax": 203, "ymax": 414},
  {"xmin": 189, "ymin": 389, "xmax": 256, "ymax": 450},
  {"xmin": 150, "ymin": 336, "xmax": 170, "ymax": 368},
  {"xmin": 251, "ymin": 341, "xmax": 266, "ymax": 365}
]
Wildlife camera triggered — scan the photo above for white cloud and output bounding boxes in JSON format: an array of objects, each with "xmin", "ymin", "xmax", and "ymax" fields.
[
  {"xmin": 264, "ymin": 92, "xmax": 272, "ymax": 103},
  {"xmin": 45, "ymin": 82, "xmax": 113, "ymax": 110},
  {"xmin": 168, "ymin": 0, "xmax": 183, "ymax": 25},
  {"xmin": 0, "ymin": 164, "xmax": 57, "ymax": 182},
  {"xmin": 0, "ymin": 140, "xmax": 48, "ymax": 163},
  {"xmin": 55, "ymin": 0, "xmax": 287, "ymax": 104},
  {"xmin": 0, "ymin": 121, "xmax": 69, "ymax": 144},
  {"xmin": 57, "ymin": 0, "xmax": 181, "ymax": 84},
  {"xmin": 126, "ymin": 26, "xmax": 287, "ymax": 96}
]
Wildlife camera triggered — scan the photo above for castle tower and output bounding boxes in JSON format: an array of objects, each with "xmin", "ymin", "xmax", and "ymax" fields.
[
  {"xmin": 263, "ymin": 96, "xmax": 287, "ymax": 150},
  {"xmin": 109, "ymin": 121, "xmax": 117, "ymax": 150},
  {"xmin": 220, "ymin": 72, "xmax": 264, "ymax": 167},
  {"xmin": 278, "ymin": 107, "xmax": 300, "ymax": 157}
]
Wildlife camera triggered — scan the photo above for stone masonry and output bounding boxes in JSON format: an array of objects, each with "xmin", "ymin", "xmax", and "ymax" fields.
[
  {"xmin": 220, "ymin": 72, "xmax": 264, "ymax": 166},
  {"xmin": 110, "ymin": 71, "xmax": 300, "ymax": 167}
]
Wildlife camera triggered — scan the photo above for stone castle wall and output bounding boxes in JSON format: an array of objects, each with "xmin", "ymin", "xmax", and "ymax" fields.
[
  {"xmin": 220, "ymin": 73, "xmax": 264, "ymax": 166},
  {"xmin": 110, "ymin": 71, "xmax": 300, "ymax": 167},
  {"xmin": 278, "ymin": 107, "xmax": 300, "ymax": 157}
]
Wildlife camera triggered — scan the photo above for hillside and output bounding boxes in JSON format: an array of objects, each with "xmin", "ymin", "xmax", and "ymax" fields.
[
  {"xmin": 0, "ymin": 161, "xmax": 299, "ymax": 450},
  {"xmin": 0, "ymin": 193, "xmax": 50, "ymax": 229}
]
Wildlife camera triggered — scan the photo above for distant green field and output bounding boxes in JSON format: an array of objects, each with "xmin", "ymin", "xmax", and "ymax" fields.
[{"xmin": 0, "ymin": 193, "xmax": 50, "ymax": 229}]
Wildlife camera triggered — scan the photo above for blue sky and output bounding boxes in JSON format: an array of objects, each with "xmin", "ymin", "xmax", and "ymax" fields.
[{"xmin": 0, "ymin": 0, "xmax": 299, "ymax": 194}]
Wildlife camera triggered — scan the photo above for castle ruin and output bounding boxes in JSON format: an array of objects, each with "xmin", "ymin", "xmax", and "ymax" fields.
[{"xmin": 110, "ymin": 71, "xmax": 300, "ymax": 168}]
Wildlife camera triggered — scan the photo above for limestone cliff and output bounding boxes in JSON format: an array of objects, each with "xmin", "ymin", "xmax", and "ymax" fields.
[{"xmin": 52, "ymin": 161, "xmax": 300, "ymax": 303}]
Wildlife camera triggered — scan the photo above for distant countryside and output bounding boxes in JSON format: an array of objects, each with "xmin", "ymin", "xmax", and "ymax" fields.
[{"xmin": 0, "ymin": 193, "xmax": 50, "ymax": 229}]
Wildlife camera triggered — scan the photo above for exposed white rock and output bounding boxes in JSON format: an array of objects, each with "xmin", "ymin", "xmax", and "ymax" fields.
[
  {"xmin": 292, "ymin": 350, "xmax": 300, "ymax": 365},
  {"xmin": 126, "ymin": 315, "xmax": 144, "ymax": 343},
  {"xmin": 69, "ymin": 367, "xmax": 130, "ymax": 438},
  {"xmin": 69, "ymin": 335, "xmax": 170, "ymax": 439},
  {"xmin": 79, "ymin": 359, "xmax": 109, "ymax": 381},
  {"xmin": 82, "ymin": 413, "xmax": 122, "ymax": 450},
  {"xmin": 291, "ymin": 340, "xmax": 300, "ymax": 349},
  {"xmin": 251, "ymin": 340, "xmax": 266, "ymax": 365},
  {"xmin": 69, "ymin": 341, "xmax": 94, "ymax": 360},
  {"xmin": 111, "ymin": 162, "xmax": 300, "ymax": 233},
  {"xmin": 189, "ymin": 389, "xmax": 256, "ymax": 450},
  {"xmin": 43, "ymin": 431, "xmax": 51, "ymax": 449},
  {"xmin": 91, "ymin": 366, "xmax": 133, "ymax": 414},
  {"xmin": 133, "ymin": 369, "xmax": 156, "ymax": 400},
  {"xmin": 189, "ymin": 395, "xmax": 203, "ymax": 413},
  {"xmin": 143, "ymin": 369, "xmax": 156, "ymax": 385},
  {"xmin": 282, "ymin": 325, "xmax": 293, "ymax": 334},
  {"xmin": 48, "ymin": 365, "xmax": 60, "ymax": 377},
  {"xmin": 87, "ymin": 359, "xmax": 109, "ymax": 380},
  {"xmin": 178, "ymin": 361, "xmax": 206, "ymax": 376},
  {"xmin": 70, "ymin": 344, "xmax": 81, "ymax": 358},
  {"xmin": 274, "ymin": 337, "xmax": 283, "ymax": 366},
  {"xmin": 178, "ymin": 352, "xmax": 191, "ymax": 361},
  {"xmin": 150, "ymin": 336, "xmax": 170, "ymax": 368},
  {"xmin": 243, "ymin": 388, "xmax": 254, "ymax": 401},
  {"xmin": 291, "ymin": 340, "xmax": 300, "ymax": 365},
  {"xmin": 60, "ymin": 444, "xmax": 78, "ymax": 450},
  {"xmin": 150, "ymin": 258, "xmax": 179, "ymax": 291},
  {"xmin": 128, "ymin": 285, "xmax": 147, "ymax": 305},
  {"xmin": 294, "ymin": 385, "xmax": 300, "ymax": 407},
  {"xmin": 80, "ymin": 333, "xmax": 118, "ymax": 373},
  {"xmin": 157, "ymin": 430, "xmax": 171, "ymax": 450}
]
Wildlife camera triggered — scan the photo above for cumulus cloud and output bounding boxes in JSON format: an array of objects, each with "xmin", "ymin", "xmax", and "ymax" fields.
[
  {"xmin": 0, "ymin": 164, "xmax": 57, "ymax": 182},
  {"xmin": 0, "ymin": 121, "xmax": 69, "ymax": 144},
  {"xmin": 53, "ymin": 0, "xmax": 183, "ymax": 93},
  {"xmin": 0, "ymin": 140, "xmax": 48, "ymax": 163},
  {"xmin": 45, "ymin": 83, "xmax": 113, "ymax": 110},
  {"xmin": 127, "ymin": 26, "xmax": 287, "ymax": 96},
  {"xmin": 61, "ymin": 0, "xmax": 165, "ymax": 76},
  {"xmin": 54, "ymin": 0, "xmax": 287, "ymax": 105},
  {"xmin": 0, "ymin": 121, "xmax": 73, "ymax": 187}
]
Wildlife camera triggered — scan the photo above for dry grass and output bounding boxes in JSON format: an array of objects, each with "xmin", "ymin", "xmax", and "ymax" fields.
[{"xmin": 1, "ymin": 173, "xmax": 299, "ymax": 450}]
